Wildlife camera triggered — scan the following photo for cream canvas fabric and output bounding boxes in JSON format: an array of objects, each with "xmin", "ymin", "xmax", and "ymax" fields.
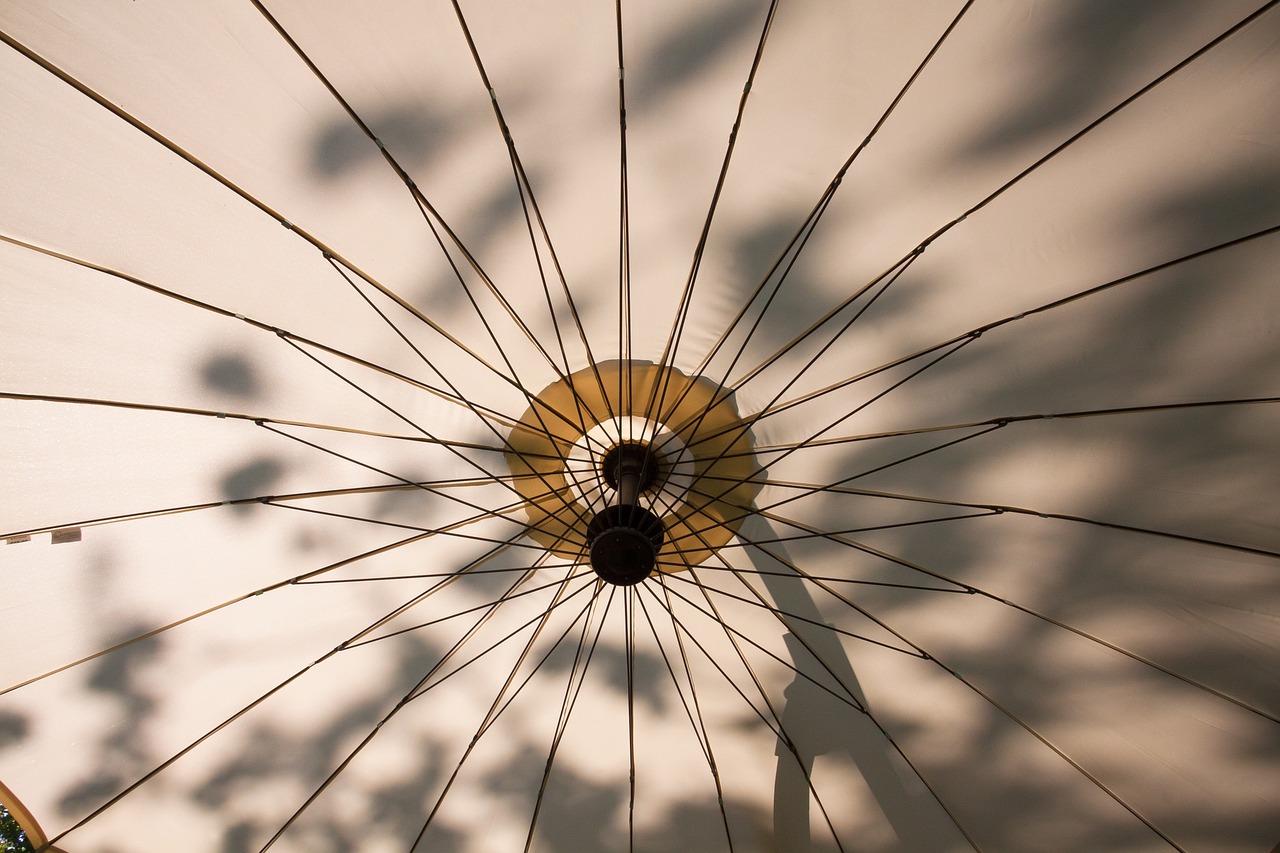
[{"xmin": 1, "ymin": 2, "xmax": 1278, "ymax": 851}]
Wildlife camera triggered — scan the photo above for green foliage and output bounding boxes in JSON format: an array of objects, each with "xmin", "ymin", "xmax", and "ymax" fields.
[{"xmin": 0, "ymin": 804, "xmax": 33, "ymax": 853}]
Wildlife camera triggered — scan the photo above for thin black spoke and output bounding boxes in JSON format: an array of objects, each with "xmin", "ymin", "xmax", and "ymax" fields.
[
  {"xmin": 524, "ymin": 584, "xmax": 617, "ymax": 852},
  {"xmin": 0, "ymin": 528, "xmax": 491, "ymax": 698},
  {"xmin": 322, "ymin": 254, "xmax": 599, "ymax": 465},
  {"xmin": 0, "ymin": 234, "xmax": 533, "ymax": 432},
  {"xmin": 257, "ymin": 562, "xmax": 568, "ymax": 851},
  {"xmin": 698, "ymin": 0, "xmax": 1275, "ymax": 414},
  {"xmin": 0, "ymin": 472, "xmax": 513, "ymax": 541},
  {"xmin": 727, "ymin": 225, "xmax": 1280, "ymax": 433},
  {"xmin": 409, "ymin": 573, "xmax": 603, "ymax": 850},
  {"xmin": 664, "ymin": 570, "xmax": 931, "ymax": 656},
  {"xmin": 742, "ymin": 504, "xmax": 1280, "ymax": 725},
  {"xmin": 675, "ymin": 326, "xmax": 972, "ymax": 462},
  {"xmin": 642, "ymin": 0, "xmax": 780, "ymax": 448},
  {"xmin": 255, "ymin": 421, "xmax": 585, "ymax": 540},
  {"xmin": 347, "ymin": 568, "xmax": 592, "ymax": 648},
  {"xmin": 696, "ymin": 512, "xmax": 998, "ymax": 562},
  {"xmin": 645, "ymin": 572, "xmax": 847, "ymax": 852},
  {"xmin": 714, "ymin": 529, "xmax": 1227, "ymax": 849},
  {"xmin": 0, "ymin": 387, "xmax": 513, "ymax": 454},
  {"xmin": 650, "ymin": 0, "xmax": 975, "ymax": 438},
  {"xmin": 652, "ymin": 337, "xmax": 975, "ymax": 529},
  {"xmin": 0, "ymin": 38, "xmax": 564, "ymax": 399},
  {"xmin": 684, "ymin": 532, "xmax": 982, "ymax": 851},
  {"xmin": 690, "ymin": 562, "xmax": 974, "ymax": 593},
  {"xmin": 625, "ymin": 586, "xmax": 637, "ymax": 853},
  {"xmin": 668, "ymin": 461, "xmax": 998, "ymax": 552},
  {"xmin": 656, "ymin": 0, "xmax": 1274, "ymax": 480},
  {"xmin": 264, "ymin": 551, "xmax": 595, "ymax": 852},
  {"xmin": 404, "ymin": 576, "xmax": 601, "ymax": 704},
  {"xmin": 748, "ymin": 478, "xmax": 1280, "ymax": 562},
  {"xmin": 615, "ymin": 0, "xmax": 633, "ymax": 423},
  {"xmin": 634, "ymin": 589, "xmax": 735, "ymax": 852},
  {"xmin": 781, "ymin": 561, "xmax": 1189, "ymax": 852},
  {"xmin": 745, "ymin": 397, "xmax": 1280, "ymax": 457},
  {"xmin": 258, "ymin": 344, "xmax": 589, "ymax": 524},
  {"xmin": 267, "ymin": 500, "xmax": 542, "ymax": 552},
  {"xmin": 444, "ymin": 0, "xmax": 611, "ymax": 415},
  {"xmin": 297, "ymin": 562, "xmax": 579, "ymax": 585},
  {"xmin": 42, "ymin": 535, "xmax": 519, "ymax": 845}
]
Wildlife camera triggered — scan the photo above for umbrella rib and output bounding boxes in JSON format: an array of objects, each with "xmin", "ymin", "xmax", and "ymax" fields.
[
  {"xmin": 704, "ymin": 0, "xmax": 1279, "ymax": 408},
  {"xmin": 878, "ymin": 619, "xmax": 1190, "ymax": 851},
  {"xmin": 664, "ymin": 571, "xmax": 924, "ymax": 657},
  {"xmin": 268, "ymin": 339, "xmax": 590, "ymax": 523},
  {"xmin": 742, "ymin": 397, "xmax": 1280, "ymax": 456},
  {"xmin": 440, "ymin": 0, "xmax": 618, "ymax": 449},
  {"xmin": 402, "ymin": 580, "xmax": 601, "ymax": 709},
  {"xmin": 320, "ymin": 254, "xmax": 603, "ymax": 464},
  {"xmin": 39, "ymin": 535, "xmax": 519, "ymax": 845},
  {"xmin": 0, "ymin": 31, "xmax": 570, "ymax": 401},
  {"xmin": 646, "ymin": 572, "xmax": 848, "ymax": 853},
  {"xmin": 0, "ymin": 528, "xmax": 477, "ymax": 699},
  {"xmin": 669, "ymin": 0, "xmax": 975, "ymax": 405},
  {"xmin": 651, "ymin": 338, "xmax": 975, "ymax": 519},
  {"xmin": 256, "ymin": 420, "xmax": 581, "ymax": 538},
  {"xmin": 656, "ymin": 574, "xmax": 869, "ymax": 712},
  {"xmin": 750, "ymin": 478, "xmax": 1280, "ymax": 562},
  {"xmin": 626, "ymin": 587, "xmax": 637, "ymax": 853},
  {"xmin": 297, "ymin": 562, "xmax": 580, "ymax": 585},
  {"xmin": 409, "ymin": 572, "xmax": 602, "ymax": 851},
  {"xmin": 632, "ymin": 590, "xmax": 712, "ymax": 766},
  {"xmin": 689, "ymin": 542, "xmax": 983, "ymax": 852},
  {"xmin": 0, "ymin": 234, "xmax": 528, "ymax": 431},
  {"xmin": 346, "ymin": 569, "xmax": 591, "ymax": 648},
  {"xmin": 667, "ymin": 221, "xmax": 1280, "ymax": 471},
  {"xmin": 251, "ymin": 0, "xmax": 599, "ymax": 408},
  {"xmin": 0, "ymin": 389, "xmax": 512, "ymax": 456},
  {"xmin": 734, "ymin": 536, "xmax": 1186, "ymax": 850},
  {"xmin": 666, "ymin": 421, "xmax": 999, "ymax": 549},
  {"xmin": 642, "ymin": 0, "xmax": 781, "ymax": 444},
  {"xmin": 523, "ymin": 584, "xmax": 616, "ymax": 852},
  {"xmin": 743, "ymin": 515, "xmax": 1280, "ymax": 726},
  {"xmin": 617, "ymin": 0, "xmax": 633, "ymax": 420},
  {"xmin": 727, "ymin": 227, "xmax": 1280, "ymax": 430},
  {"xmin": 642, "ymin": 246, "xmax": 922, "ymax": 505},
  {"xmin": 691, "ymin": 512, "xmax": 998, "ymax": 564},
  {"xmin": 665, "ymin": 313, "xmax": 970, "ymax": 468},
  {"xmin": 256, "ymin": 563, "xmax": 569, "ymax": 851},
  {"xmin": 634, "ymin": 589, "xmax": 736, "ymax": 852}
]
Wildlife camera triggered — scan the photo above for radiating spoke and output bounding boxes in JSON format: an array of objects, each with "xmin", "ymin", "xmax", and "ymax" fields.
[
  {"xmin": 634, "ymin": 589, "xmax": 735, "ymax": 851},
  {"xmin": 741, "ymin": 477, "xmax": 1280, "ymax": 561},
  {"xmin": 0, "ymin": 39, "xmax": 546, "ymax": 397},
  {"xmin": 644, "ymin": 572, "xmax": 847, "ymax": 852},
  {"xmin": 410, "ymin": 570, "xmax": 603, "ymax": 850},
  {"xmin": 735, "ymin": 505, "xmax": 1280, "ymax": 725},
  {"xmin": 745, "ymin": 397, "xmax": 1280, "ymax": 457},
  {"xmin": 649, "ymin": 0, "xmax": 976, "ymax": 440},
  {"xmin": 41, "ymin": 535, "xmax": 520, "ymax": 846},
  {"xmin": 692, "ymin": 0, "xmax": 1274, "ymax": 418},
  {"xmin": 643, "ymin": 0, "xmax": 780, "ymax": 449},
  {"xmin": 272, "ymin": 333, "xmax": 588, "ymax": 524},
  {"xmin": 524, "ymin": 584, "xmax": 617, "ymax": 851}
]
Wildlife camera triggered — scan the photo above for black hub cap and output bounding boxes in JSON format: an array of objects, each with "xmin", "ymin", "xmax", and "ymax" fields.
[{"xmin": 587, "ymin": 504, "xmax": 665, "ymax": 586}]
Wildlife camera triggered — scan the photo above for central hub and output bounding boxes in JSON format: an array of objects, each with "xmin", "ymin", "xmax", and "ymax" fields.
[
  {"xmin": 586, "ymin": 504, "xmax": 664, "ymax": 586},
  {"xmin": 587, "ymin": 442, "xmax": 664, "ymax": 585},
  {"xmin": 505, "ymin": 361, "xmax": 762, "ymax": 577}
]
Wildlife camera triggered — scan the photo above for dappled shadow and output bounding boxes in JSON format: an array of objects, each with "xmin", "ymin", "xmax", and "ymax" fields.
[{"xmin": 2, "ymin": 2, "xmax": 1278, "ymax": 852}]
